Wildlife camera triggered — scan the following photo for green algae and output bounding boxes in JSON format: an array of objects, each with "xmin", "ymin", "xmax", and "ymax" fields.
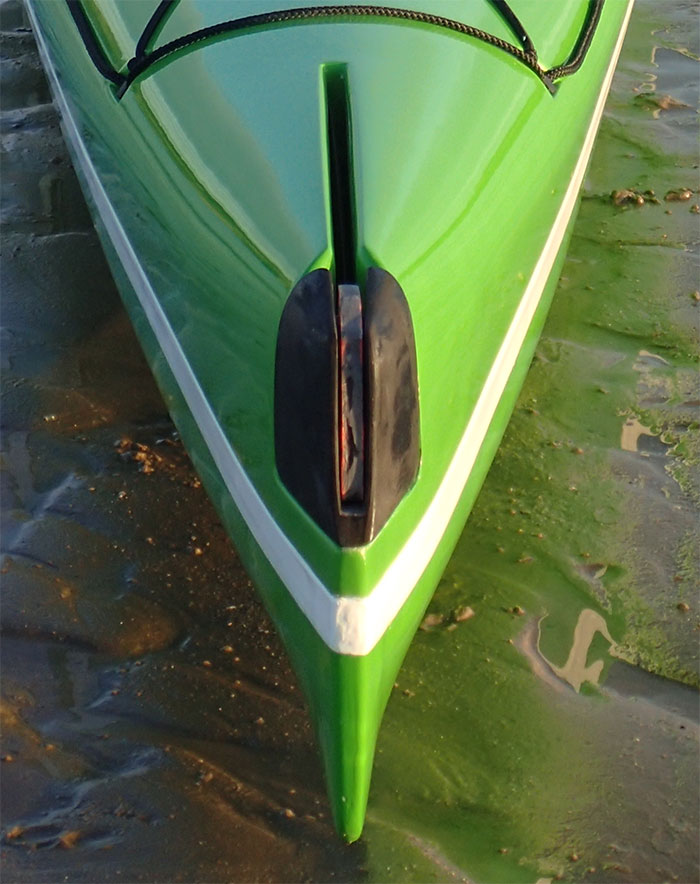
[{"xmin": 362, "ymin": 1, "xmax": 699, "ymax": 880}]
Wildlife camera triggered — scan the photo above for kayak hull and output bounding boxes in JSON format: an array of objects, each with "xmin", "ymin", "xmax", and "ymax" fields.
[{"xmin": 27, "ymin": 0, "xmax": 634, "ymax": 840}]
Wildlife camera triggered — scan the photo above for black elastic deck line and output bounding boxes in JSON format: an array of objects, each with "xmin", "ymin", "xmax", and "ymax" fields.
[
  {"xmin": 65, "ymin": 0, "xmax": 125, "ymax": 88},
  {"xmin": 488, "ymin": 0, "xmax": 535, "ymax": 57},
  {"xmin": 548, "ymin": 0, "xmax": 605, "ymax": 79},
  {"xmin": 65, "ymin": 0, "xmax": 606, "ymax": 100},
  {"xmin": 117, "ymin": 5, "xmax": 553, "ymax": 98},
  {"xmin": 134, "ymin": 0, "xmax": 177, "ymax": 61}
]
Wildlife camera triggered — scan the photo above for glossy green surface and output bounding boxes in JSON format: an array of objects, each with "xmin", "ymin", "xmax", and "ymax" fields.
[
  {"xmin": 30, "ymin": 0, "xmax": 621, "ymax": 598},
  {"xmin": 30, "ymin": 0, "xmax": 633, "ymax": 841}
]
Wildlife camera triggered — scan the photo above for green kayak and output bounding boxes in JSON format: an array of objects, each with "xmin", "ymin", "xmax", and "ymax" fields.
[{"xmin": 27, "ymin": 0, "xmax": 634, "ymax": 841}]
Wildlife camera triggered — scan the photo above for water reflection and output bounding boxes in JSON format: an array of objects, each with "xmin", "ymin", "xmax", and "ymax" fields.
[
  {"xmin": 634, "ymin": 349, "xmax": 670, "ymax": 372},
  {"xmin": 518, "ymin": 609, "xmax": 619, "ymax": 694},
  {"xmin": 620, "ymin": 416, "xmax": 656, "ymax": 453},
  {"xmin": 538, "ymin": 609, "xmax": 618, "ymax": 694}
]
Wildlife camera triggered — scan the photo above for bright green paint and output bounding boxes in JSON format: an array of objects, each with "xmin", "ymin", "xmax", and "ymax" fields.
[
  {"xmin": 31, "ymin": 0, "xmax": 638, "ymax": 845},
  {"xmin": 30, "ymin": 0, "xmax": 619, "ymax": 600}
]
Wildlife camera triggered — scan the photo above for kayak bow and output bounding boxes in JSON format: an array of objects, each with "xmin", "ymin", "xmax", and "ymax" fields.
[{"xmin": 27, "ymin": 0, "xmax": 634, "ymax": 841}]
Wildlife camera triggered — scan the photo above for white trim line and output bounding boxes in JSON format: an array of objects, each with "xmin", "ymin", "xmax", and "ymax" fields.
[{"xmin": 28, "ymin": 0, "xmax": 633, "ymax": 656}]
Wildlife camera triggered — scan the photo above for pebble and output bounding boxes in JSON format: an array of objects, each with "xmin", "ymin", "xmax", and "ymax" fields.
[
  {"xmin": 419, "ymin": 612, "xmax": 444, "ymax": 631},
  {"xmin": 453, "ymin": 605, "xmax": 475, "ymax": 623},
  {"xmin": 649, "ymin": 94, "xmax": 687, "ymax": 111},
  {"xmin": 612, "ymin": 189, "xmax": 644, "ymax": 206},
  {"xmin": 59, "ymin": 831, "xmax": 81, "ymax": 849},
  {"xmin": 665, "ymin": 188, "xmax": 693, "ymax": 202}
]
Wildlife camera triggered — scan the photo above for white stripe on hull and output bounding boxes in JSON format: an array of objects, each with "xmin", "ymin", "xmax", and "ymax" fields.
[{"xmin": 27, "ymin": 0, "xmax": 634, "ymax": 656}]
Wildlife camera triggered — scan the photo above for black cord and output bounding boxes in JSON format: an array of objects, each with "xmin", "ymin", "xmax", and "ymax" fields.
[
  {"xmin": 117, "ymin": 4, "xmax": 554, "ymax": 98},
  {"xmin": 66, "ymin": 0, "xmax": 607, "ymax": 101},
  {"xmin": 548, "ymin": 0, "xmax": 605, "ymax": 79},
  {"xmin": 134, "ymin": 0, "xmax": 177, "ymax": 61},
  {"xmin": 66, "ymin": 0, "xmax": 125, "ymax": 88},
  {"xmin": 488, "ymin": 0, "xmax": 536, "ymax": 57}
]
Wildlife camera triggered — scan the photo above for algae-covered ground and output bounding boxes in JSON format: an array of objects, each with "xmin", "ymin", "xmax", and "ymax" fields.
[
  {"xmin": 1, "ymin": 0, "xmax": 698, "ymax": 882},
  {"xmin": 365, "ymin": 3, "xmax": 699, "ymax": 880}
]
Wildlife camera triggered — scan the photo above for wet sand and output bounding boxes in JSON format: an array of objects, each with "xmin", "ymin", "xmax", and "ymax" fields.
[
  {"xmin": 1, "ymin": 1, "xmax": 699, "ymax": 882},
  {"xmin": 1, "ymin": 2, "xmax": 369, "ymax": 879}
]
